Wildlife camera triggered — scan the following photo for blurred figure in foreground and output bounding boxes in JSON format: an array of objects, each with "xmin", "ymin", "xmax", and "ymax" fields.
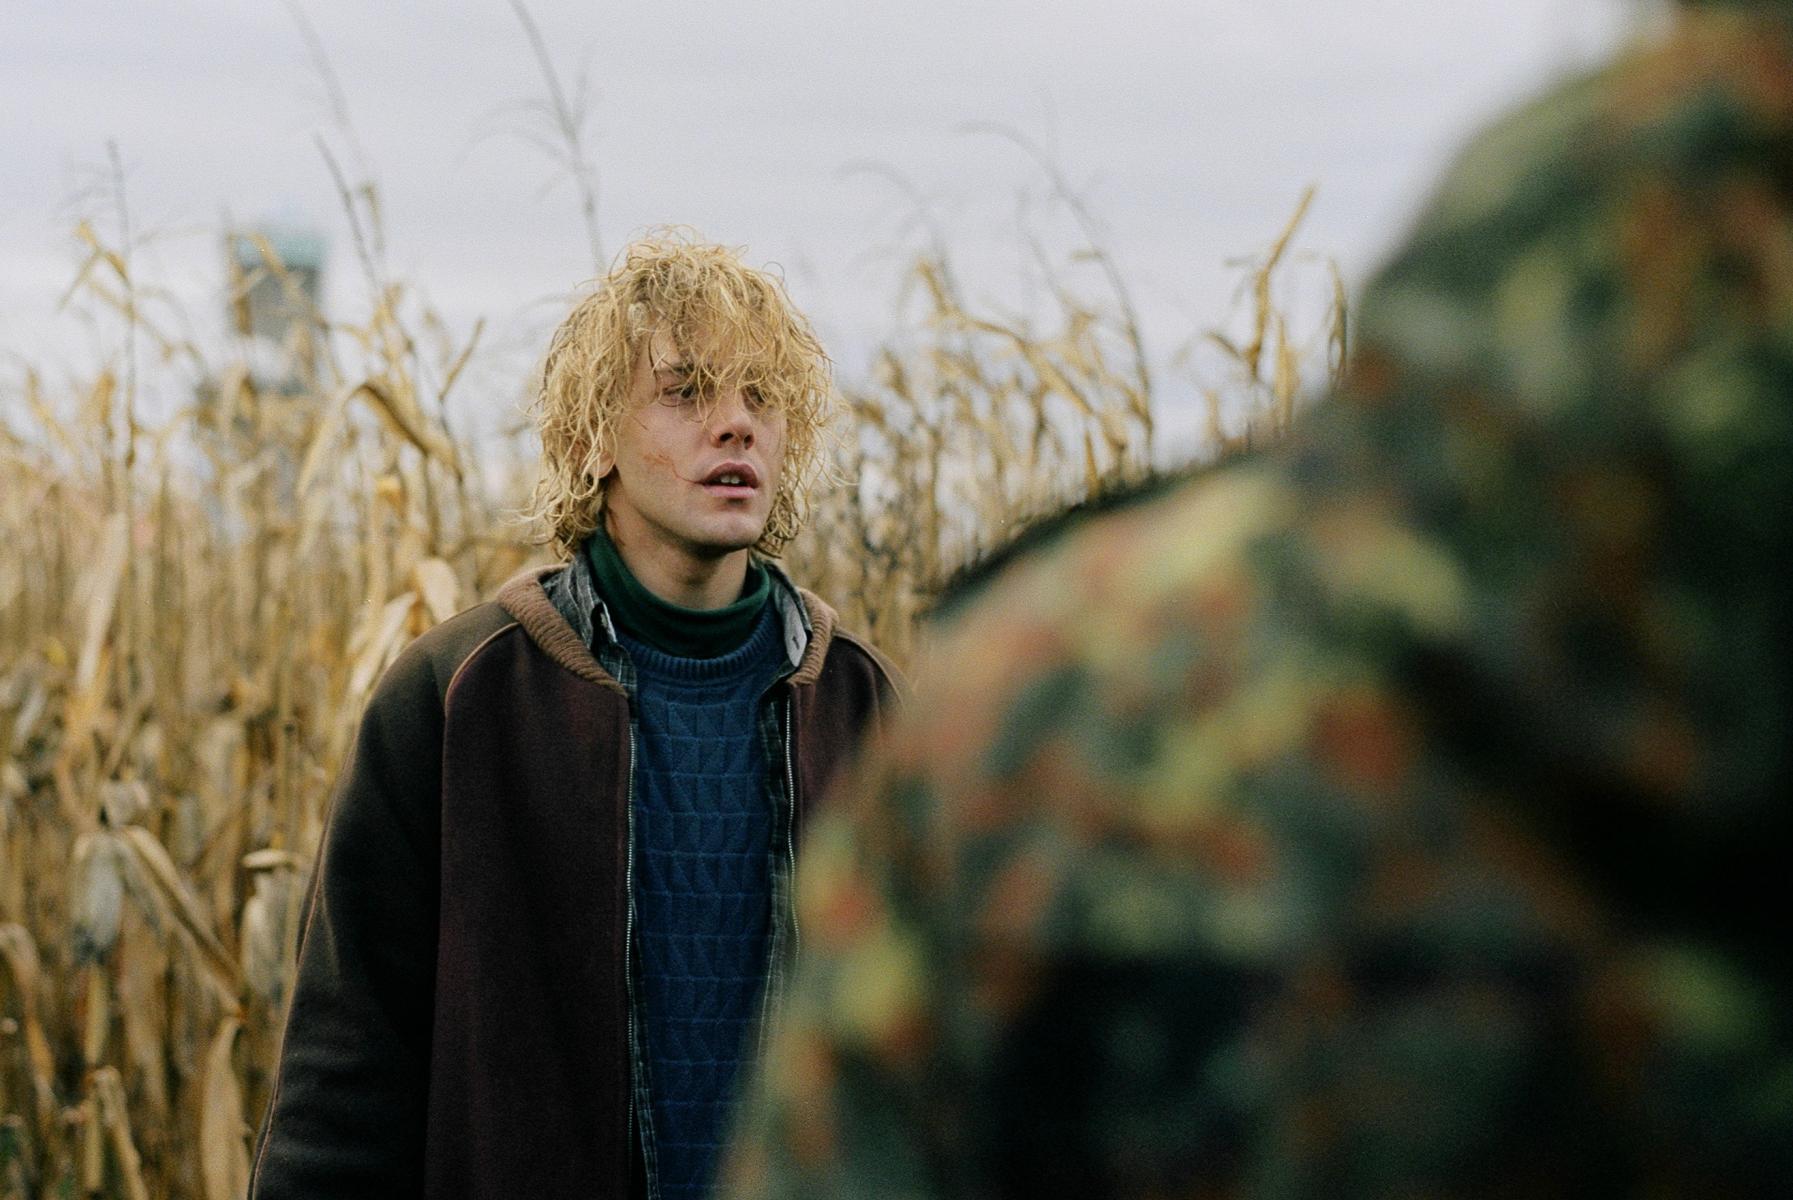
[{"xmin": 723, "ymin": 2, "xmax": 1793, "ymax": 1195}]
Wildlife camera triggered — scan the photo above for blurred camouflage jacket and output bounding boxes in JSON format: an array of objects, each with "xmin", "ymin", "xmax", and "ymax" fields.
[{"xmin": 723, "ymin": 5, "xmax": 1793, "ymax": 1197}]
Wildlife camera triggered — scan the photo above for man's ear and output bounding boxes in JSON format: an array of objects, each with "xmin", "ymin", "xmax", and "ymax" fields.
[{"xmin": 574, "ymin": 436, "xmax": 614, "ymax": 484}]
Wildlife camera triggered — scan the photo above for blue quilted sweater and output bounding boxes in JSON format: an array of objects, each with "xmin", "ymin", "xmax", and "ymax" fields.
[{"xmin": 620, "ymin": 606, "xmax": 786, "ymax": 1200}]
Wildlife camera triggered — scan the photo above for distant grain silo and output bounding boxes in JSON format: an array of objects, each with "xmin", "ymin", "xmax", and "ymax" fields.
[{"xmin": 226, "ymin": 223, "xmax": 326, "ymax": 391}]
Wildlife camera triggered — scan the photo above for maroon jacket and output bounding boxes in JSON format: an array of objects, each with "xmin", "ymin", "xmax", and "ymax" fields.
[{"xmin": 249, "ymin": 567, "xmax": 901, "ymax": 1200}]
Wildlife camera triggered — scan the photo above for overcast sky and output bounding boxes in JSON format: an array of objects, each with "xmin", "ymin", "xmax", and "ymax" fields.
[{"xmin": 4, "ymin": 0, "xmax": 1649, "ymax": 451}]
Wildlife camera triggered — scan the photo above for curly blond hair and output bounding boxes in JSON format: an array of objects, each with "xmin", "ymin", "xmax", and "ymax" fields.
[{"xmin": 523, "ymin": 229, "xmax": 836, "ymax": 558}]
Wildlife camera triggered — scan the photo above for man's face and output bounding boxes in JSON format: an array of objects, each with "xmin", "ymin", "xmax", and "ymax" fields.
[{"xmin": 600, "ymin": 329, "xmax": 787, "ymax": 558}]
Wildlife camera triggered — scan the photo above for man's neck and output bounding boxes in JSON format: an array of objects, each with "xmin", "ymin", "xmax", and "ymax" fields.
[{"xmin": 603, "ymin": 513, "xmax": 748, "ymax": 611}]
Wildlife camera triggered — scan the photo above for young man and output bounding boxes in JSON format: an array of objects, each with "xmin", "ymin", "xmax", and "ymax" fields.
[
  {"xmin": 250, "ymin": 234, "xmax": 902, "ymax": 1200},
  {"xmin": 724, "ymin": 3, "xmax": 1792, "ymax": 1196}
]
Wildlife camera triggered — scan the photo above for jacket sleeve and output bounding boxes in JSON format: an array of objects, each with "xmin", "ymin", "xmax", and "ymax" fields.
[{"xmin": 249, "ymin": 639, "xmax": 444, "ymax": 1199}]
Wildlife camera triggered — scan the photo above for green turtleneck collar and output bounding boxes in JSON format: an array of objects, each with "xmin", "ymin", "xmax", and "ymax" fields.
[{"xmin": 584, "ymin": 528, "xmax": 772, "ymax": 659}]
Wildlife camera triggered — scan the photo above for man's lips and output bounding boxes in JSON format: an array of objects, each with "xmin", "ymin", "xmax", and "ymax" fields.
[
  {"xmin": 699, "ymin": 462, "xmax": 760, "ymax": 486},
  {"xmin": 697, "ymin": 461, "xmax": 760, "ymax": 497}
]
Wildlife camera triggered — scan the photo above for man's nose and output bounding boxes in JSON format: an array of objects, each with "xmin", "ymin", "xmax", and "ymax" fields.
[{"xmin": 707, "ymin": 388, "xmax": 755, "ymax": 446}]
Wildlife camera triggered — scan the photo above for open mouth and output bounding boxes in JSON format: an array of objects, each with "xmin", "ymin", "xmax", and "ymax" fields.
[{"xmin": 699, "ymin": 462, "xmax": 760, "ymax": 496}]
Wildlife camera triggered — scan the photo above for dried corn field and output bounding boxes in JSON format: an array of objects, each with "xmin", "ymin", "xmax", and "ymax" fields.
[{"xmin": 0, "ymin": 194, "xmax": 1338, "ymax": 1198}]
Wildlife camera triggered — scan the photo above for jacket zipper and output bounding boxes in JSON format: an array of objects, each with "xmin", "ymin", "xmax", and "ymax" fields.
[
  {"xmin": 784, "ymin": 693, "xmax": 800, "ymax": 963},
  {"xmin": 755, "ymin": 688, "xmax": 803, "ymax": 1058},
  {"xmin": 623, "ymin": 719, "xmax": 653, "ymax": 1200}
]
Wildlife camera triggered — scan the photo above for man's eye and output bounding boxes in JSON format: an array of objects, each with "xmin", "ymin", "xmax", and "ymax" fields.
[{"xmin": 662, "ymin": 383, "xmax": 699, "ymax": 403}]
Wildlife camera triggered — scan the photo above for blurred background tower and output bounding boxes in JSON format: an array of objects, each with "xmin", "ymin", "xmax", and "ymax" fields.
[
  {"xmin": 195, "ymin": 220, "xmax": 330, "ymax": 533},
  {"xmin": 225, "ymin": 221, "xmax": 327, "ymax": 394}
]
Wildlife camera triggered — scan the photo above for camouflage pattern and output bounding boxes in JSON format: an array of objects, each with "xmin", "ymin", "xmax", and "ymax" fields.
[{"xmin": 723, "ymin": 5, "xmax": 1793, "ymax": 1197}]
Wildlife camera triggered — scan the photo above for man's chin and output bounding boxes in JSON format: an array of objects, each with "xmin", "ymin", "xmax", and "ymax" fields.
[{"xmin": 682, "ymin": 521, "xmax": 767, "ymax": 557}]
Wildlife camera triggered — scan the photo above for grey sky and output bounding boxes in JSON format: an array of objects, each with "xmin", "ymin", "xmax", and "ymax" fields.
[{"xmin": 3, "ymin": 0, "xmax": 1648, "ymax": 451}]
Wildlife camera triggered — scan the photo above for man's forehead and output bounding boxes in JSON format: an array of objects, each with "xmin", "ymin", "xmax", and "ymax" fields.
[
  {"xmin": 640, "ymin": 329, "xmax": 751, "ymax": 379},
  {"xmin": 640, "ymin": 329, "xmax": 688, "ymax": 373}
]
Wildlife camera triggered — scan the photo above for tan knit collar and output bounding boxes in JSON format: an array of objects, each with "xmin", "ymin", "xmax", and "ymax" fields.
[{"xmin": 495, "ymin": 562, "xmax": 838, "ymax": 690}]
